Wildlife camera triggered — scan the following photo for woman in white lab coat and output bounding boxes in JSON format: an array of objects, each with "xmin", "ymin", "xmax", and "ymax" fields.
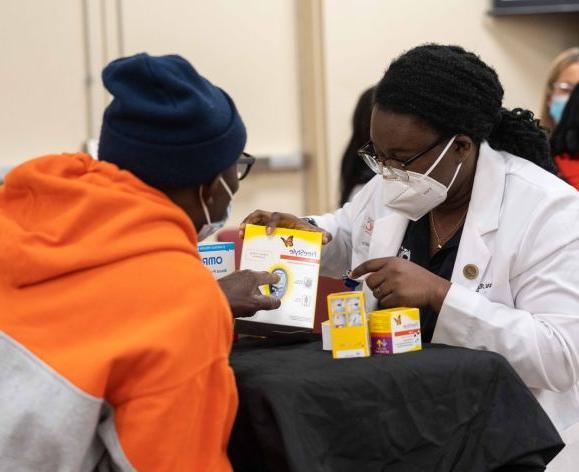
[{"xmin": 242, "ymin": 44, "xmax": 579, "ymax": 469}]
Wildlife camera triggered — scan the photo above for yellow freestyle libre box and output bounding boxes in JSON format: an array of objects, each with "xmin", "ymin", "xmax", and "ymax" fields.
[
  {"xmin": 240, "ymin": 224, "xmax": 322, "ymax": 328},
  {"xmin": 369, "ymin": 307, "xmax": 422, "ymax": 355},
  {"xmin": 327, "ymin": 291, "xmax": 370, "ymax": 359}
]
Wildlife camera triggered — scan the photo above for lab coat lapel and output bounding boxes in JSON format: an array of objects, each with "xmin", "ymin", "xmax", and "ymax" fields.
[
  {"xmin": 451, "ymin": 142, "xmax": 505, "ymax": 290},
  {"xmin": 363, "ymin": 212, "xmax": 408, "ymax": 310},
  {"xmin": 452, "ymin": 221, "xmax": 491, "ymax": 291},
  {"xmin": 368, "ymin": 212, "xmax": 408, "ymax": 260}
]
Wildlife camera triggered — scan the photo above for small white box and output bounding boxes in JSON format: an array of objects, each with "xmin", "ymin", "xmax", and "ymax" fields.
[
  {"xmin": 199, "ymin": 242, "xmax": 235, "ymax": 279},
  {"xmin": 322, "ymin": 320, "xmax": 332, "ymax": 350}
]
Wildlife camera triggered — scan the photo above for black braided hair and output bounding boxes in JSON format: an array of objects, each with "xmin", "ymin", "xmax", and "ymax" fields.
[
  {"xmin": 551, "ymin": 84, "xmax": 579, "ymax": 157},
  {"xmin": 374, "ymin": 44, "xmax": 555, "ymax": 172}
]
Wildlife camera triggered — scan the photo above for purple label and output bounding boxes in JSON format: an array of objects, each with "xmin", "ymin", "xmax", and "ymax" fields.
[{"xmin": 371, "ymin": 334, "xmax": 392, "ymax": 355}]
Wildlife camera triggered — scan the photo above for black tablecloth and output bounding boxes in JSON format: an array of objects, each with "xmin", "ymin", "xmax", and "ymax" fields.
[{"xmin": 228, "ymin": 339, "xmax": 564, "ymax": 472}]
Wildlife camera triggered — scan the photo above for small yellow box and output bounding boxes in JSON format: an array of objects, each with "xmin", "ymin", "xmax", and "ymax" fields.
[
  {"xmin": 369, "ymin": 307, "xmax": 422, "ymax": 355},
  {"xmin": 327, "ymin": 291, "xmax": 370, "ymax": 359}
]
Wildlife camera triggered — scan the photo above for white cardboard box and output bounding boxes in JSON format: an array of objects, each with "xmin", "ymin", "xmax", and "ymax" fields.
[
  {"xmin": 199, "ymin": 242, "xmax": 235, "ymax": 279},
  {"xmin": 322, "ymin": 320, "xmax": 332, "ymax": 350}
]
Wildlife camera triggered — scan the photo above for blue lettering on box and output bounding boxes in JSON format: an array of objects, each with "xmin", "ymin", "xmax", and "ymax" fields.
[{"xmin": 202, "ymin": 256, "xmax": 224, "ymax": 266}]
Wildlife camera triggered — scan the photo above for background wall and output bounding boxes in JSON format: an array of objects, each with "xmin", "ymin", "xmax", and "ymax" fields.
[
  {"xmin": 120, "ymin": 0, "xmax": 305, "ymax": 225},
  {"xmin": 0, "ymin": 0, "xmax": 305, "ymax": 224},
  {"xmin": 0, "ymin": 0, "xmax": 87, "ymax": 166},
  {"xmin": 1, "ymin": 0, "xmax": 578, "ymax": 218},
  {"xmin": 322, "ymin": 0, "xmax": 579, "ymax": 207}
]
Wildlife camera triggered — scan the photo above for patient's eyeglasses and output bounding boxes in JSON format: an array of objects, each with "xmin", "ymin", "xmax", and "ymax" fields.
[{"xmin": 237, "ymin": 152, "xmax": 256, "ymax": 181}]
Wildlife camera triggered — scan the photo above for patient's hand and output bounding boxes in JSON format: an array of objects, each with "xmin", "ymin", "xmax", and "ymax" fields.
[{"xmin": 218, "ymin": 270, "xmax": 282, "ymax": 318}]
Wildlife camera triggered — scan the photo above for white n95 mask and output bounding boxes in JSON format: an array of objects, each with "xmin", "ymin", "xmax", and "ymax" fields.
[
  {"xmin": 198, "ymin": 176, "xmax": 234, "ymax": 241},
  {"xmin": 382, "ymin": 136, "xmax": 460, "ymax": 221}
]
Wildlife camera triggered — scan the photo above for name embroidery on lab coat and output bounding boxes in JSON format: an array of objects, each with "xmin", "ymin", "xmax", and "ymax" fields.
[{"xmin": 476, "ymin": 282, "xmax": 493, "ymax": 293}]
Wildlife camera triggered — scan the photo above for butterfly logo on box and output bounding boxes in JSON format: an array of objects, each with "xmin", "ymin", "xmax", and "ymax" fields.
[
  {"xmin": 280, "ymin": 235, "xmax": 318, "ymax": 260},
  {"xmin": 281, "ymin": 236, "xmax": 294, "ymax": 247}
]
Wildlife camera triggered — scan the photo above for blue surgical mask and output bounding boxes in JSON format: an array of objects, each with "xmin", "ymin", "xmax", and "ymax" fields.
[
  {"xmin": 550, "ymin": 95, "xmax": 569, "ymax": 125},
  {"xmin": 197, "ymin": 177, "xmax": 234, "ymax": 241}
]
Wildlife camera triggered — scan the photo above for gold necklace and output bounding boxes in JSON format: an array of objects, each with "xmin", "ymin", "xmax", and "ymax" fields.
[{"xmin": 429, "ymin": 208, "xmax": 468, "ymax": 249}]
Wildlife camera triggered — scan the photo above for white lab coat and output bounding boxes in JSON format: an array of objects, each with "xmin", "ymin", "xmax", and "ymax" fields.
[{"xmin": 314, "ymin": 142, "xmax": 579, "ymax": 468}]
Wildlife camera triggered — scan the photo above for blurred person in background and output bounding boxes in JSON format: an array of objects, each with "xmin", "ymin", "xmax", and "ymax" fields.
[
  {"xmin": 540, "ymin": 47, "xmax": 579, "ymax": 134},
  {"xmin": 339, "ymin": 87, "xmax": 376, "ymax": 206}
]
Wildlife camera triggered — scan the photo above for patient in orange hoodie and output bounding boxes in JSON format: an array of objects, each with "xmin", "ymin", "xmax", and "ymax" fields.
[{"xmin": 0, "ymin": 54, "xmax": 277, "ymax": 471}]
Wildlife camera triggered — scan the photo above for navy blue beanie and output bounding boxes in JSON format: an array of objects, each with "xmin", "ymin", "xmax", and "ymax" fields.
[{"xmin": 98, "ymin": 53, "xmax": 247, "ymax": 188}]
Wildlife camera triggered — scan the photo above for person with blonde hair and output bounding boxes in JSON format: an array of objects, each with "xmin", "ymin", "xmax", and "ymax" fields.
[{"xmin": 541, "ymin": 47, "xmax": 579, "ymax": 133}]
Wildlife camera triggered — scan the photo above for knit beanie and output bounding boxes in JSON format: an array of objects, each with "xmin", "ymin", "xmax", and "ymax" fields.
[{"xmin": 98, "ymin": 53, "xmax": 246, "ymax": 188}]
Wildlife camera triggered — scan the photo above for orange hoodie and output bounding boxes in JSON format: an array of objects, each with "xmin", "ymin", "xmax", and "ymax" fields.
[{"xmin": 0, "ymin": 153, "xmax": 237, "ymax": 471}]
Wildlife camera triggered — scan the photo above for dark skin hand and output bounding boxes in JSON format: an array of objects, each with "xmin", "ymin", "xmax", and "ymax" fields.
[
  {"xmin": 218, "ymin": 270, "xmax": 282, "ymax": 318},
  {"xmin": 164, "ymin": 162, "xmax": 282, "ymax": 318},
  {"xmin": 351, "ymin": 257, "xmax": 451, "ymax": 312},
  {"xmin": 239, "ymin": 210, "xmax": 332, "ymax": 244}
]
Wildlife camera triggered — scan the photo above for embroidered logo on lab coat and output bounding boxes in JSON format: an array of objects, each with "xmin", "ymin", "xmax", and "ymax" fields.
[{"xmin": 363, "ymin": 217, "xmax": 374, "ymax": 236}]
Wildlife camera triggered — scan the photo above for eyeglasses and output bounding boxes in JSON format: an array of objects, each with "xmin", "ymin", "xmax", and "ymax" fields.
[
  {"xmin": 358, "ymin": 137, "xmax": 448, "ymax": 181},
  {"xmin": 237, "ymin": 152, "xmax": 256, "ymax": 181},
  {"xmin": 551, "ymin": 81, "xmax": 577, "ymax": 95}
]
